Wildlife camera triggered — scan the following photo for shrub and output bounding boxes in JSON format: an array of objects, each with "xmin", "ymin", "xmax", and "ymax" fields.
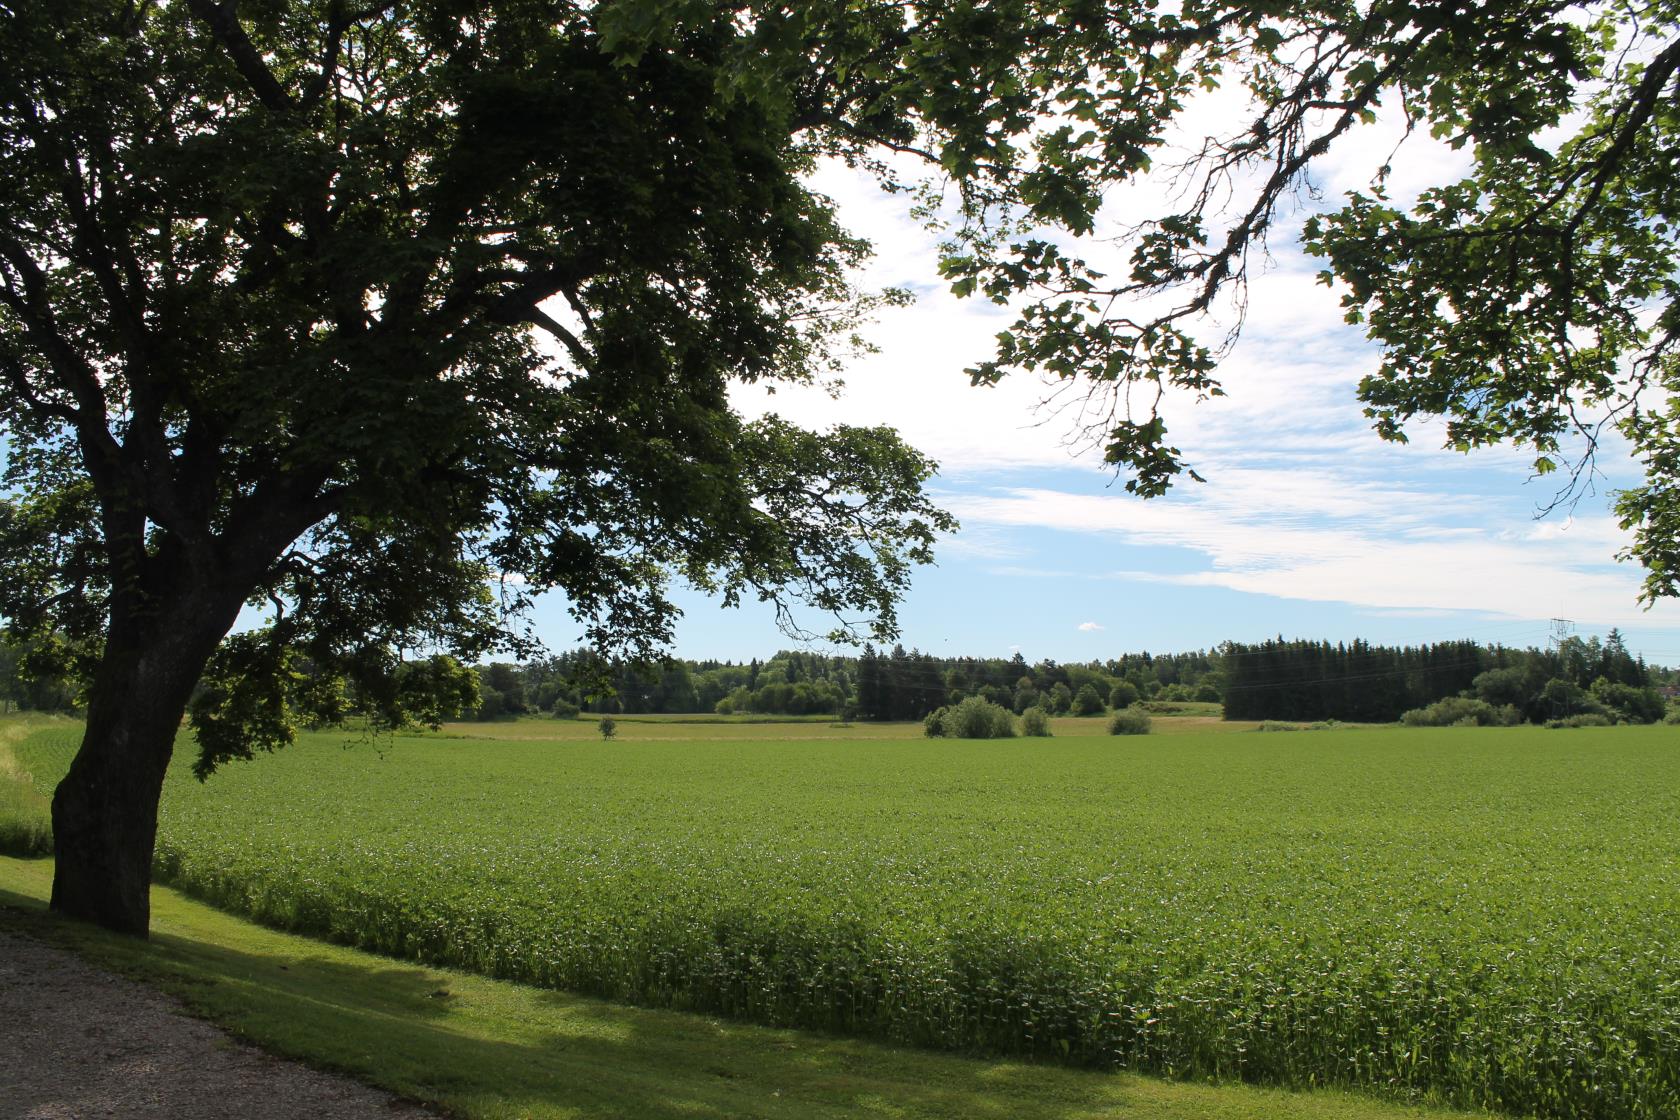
[
  {"xmin": 1107, "ymin": 709, "xmax": 1151, "ymax": 735},
  {"xmin": 1257, "ymin": 720, "xmax": 1304, "ymax": 732},
  {"xmin": 932, "ymin": 696, "xmax": 1016, "ymax": 739},
  {"xmin": 1546, "ymin": 713, "xmax": 1614, "ymax": 729},
  {"xmin": 597, "ymin": 717, "xmax": 617, "ymax": 740},
  {"xmin": 1020, "ymin": 706, "xmax": 1052, "ymax": 737},
  {"xmin": 1590, "ymin": 677, "xmax": 1667, "ymax": 724},
  {"xmin": 1472, "ymin": 666, "xmax": 1531, "ymax": 709},
  {"xmin": 1070, "ymin": 684, "xmax": 1106, "ymax": 717},
  {"xmin": 475, "ymin": 687, "xmax": 505, "ymax": 721},
  {"xmin": 923, "ymin": 708, "xmax": 947, "ymax": 738},
  {"xmin": 1107, "ymin": 681, "xmax": 1140, "ymax": 709},
  {"xmin": 551, "ymin": 697, "xmax": 581, "ymax": 719},
  {"xmin": 1046, "ymin": 682, "xmax": 1074, "ymax": 715},
  {"xmin": 1400, "ymin": 697, "xmax": 1520, "ymax": 727}
]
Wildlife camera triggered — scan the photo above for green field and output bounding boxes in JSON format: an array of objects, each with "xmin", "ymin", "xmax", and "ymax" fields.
[{"xmin": 9, "ymin": 717, "xmax": 1680, "ymax": 1119}]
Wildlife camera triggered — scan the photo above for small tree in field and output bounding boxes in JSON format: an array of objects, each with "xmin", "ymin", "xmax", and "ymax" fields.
[
  {"xmin": 597, "ymin": 717, "xmax": 617, "ymax": 741},
  {"xmin": 929, "ymin": 696, "xmax": 1016, "ymax": 739},
  {"xmin": 1020, "ymin": 706, "xmax": 1052, "ymax": 737},
  {"xmin": 1070, "ymin": 683, "xmax": 1106, "ymax": 717},
  {"xmin": 1108, "ymin": 710, "xmax": 1152, "ymax": 736}
]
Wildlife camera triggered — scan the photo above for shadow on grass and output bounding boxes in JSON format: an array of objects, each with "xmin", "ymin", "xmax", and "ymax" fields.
[
  {"xmin": 0, "ymin": 874, "xmax": 1482, "ymax": 1120},
  {"xmin": 0, "ymin": 883, "xmax": 1158, "ymax": 1120}
]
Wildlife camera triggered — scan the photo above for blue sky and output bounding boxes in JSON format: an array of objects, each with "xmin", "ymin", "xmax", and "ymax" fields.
[{"xmin": 527, "ymin": 111, "xmax": 1680, "ymax": 667}]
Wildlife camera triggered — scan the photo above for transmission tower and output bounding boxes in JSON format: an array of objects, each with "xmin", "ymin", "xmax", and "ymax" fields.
[{"xmin": 1548, "ymin": 619, "xmax": 1576, "ymax": 718}]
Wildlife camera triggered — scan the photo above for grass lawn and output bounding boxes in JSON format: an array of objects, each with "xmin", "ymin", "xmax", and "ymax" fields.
[{"xmin": 0, "ymin": 855, "xmax": 1492, "ymax": 1120}]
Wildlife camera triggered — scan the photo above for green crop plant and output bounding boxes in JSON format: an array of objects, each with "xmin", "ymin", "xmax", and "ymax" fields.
[{"xmin": 7, "ymin": 719, "xmax": 1680, "ymax": 1119}]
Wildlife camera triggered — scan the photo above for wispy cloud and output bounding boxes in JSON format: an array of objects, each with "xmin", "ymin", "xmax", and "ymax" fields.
[
  {"xmin": 1078, "ymin": 621, "xmax": 1105, "ymax": 632},
  {"xmin": 947, "ymin": 484, "xmax": 1676, "ymax": 628}
]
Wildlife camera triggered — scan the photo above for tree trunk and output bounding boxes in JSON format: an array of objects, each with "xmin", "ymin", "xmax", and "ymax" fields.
[{"xmin": 50, "ymin": 592, "xmax": 244, "ymax": 936}]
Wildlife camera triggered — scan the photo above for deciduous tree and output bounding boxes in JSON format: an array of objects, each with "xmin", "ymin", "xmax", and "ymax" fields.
[{"xmin": 0, "ymin": 0, "xmax": 957, "ymax": 934}]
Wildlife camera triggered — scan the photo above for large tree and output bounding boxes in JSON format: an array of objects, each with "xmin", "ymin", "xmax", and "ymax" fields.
[
  {"xmin": 8, "ymin": 0, "xmax": 1680, "ymax": 936},
  {"xmin": 0, "ymin": 0, "xmax": 969, "ymax": 934}
]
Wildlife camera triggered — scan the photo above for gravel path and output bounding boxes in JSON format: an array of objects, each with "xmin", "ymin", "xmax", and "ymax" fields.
[{"xmin": 0, "ymin": 929, "xmax": 437, "ymax": 1120}]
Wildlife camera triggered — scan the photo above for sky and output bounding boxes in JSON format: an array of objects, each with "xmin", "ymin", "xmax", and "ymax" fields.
[{"xmin": 526, "ymin": 91, "xmax": 1680, "ymax": 669}]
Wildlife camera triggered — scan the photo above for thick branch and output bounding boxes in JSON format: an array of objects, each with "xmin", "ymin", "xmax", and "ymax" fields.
[{"xmin": 184, "ymin": 0, "xmax": 295, "ymax": 112}]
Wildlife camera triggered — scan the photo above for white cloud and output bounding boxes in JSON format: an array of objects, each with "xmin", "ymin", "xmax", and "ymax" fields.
[
  {"xmin": 947, "ymin": 484, "xmax": 1679, "ymax": 629},
  {"xmin": 1077, "ymin": 621, "xmax": 1105, "ymax": 632},
  {"xmin": 739, "ymin": 119, "xmax": 1674, "ymax": 637}
]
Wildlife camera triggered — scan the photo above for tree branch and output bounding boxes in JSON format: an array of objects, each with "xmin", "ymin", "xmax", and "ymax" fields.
[{"xmin": 184, "ymin": 0, "xmax": 294, "ymax": 112}]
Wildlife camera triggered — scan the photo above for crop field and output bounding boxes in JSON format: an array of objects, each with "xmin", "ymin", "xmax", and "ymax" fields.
[{"xmin": 10, "ymin": 719, "xmax": 1680, "ymax": 1119}]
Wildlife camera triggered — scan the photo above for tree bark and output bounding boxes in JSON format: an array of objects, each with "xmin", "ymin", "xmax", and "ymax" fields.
[{"xmin": 49, "ymin": 588, "xmax": 245, "ymax": 936}]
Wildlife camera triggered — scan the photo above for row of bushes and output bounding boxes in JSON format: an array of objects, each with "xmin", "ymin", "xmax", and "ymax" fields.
[
  {"xmin": 923, "ymin": 697, "xmax": 1153, "ymax": 739},
  {"xmin": 1401, "ymin": 676, "xmax": 1677, "ymax": 728}
]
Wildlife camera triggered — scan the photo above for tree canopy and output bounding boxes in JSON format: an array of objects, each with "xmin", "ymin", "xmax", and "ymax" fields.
[
  {"xmin": 922, "ymin": 0, "xmax": 1680, "ymax": 600},
  {"xmin": 0, "ymin": 0, "xmax": 956, "ymax": 765}
]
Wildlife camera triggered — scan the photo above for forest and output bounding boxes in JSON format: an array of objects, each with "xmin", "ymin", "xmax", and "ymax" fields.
[
  {"xmin": 6, "ymin": 630, "xmax": 1670, "ymax": 728},
  {"xmin": 463, "ymin": 632, "xmax": 1672, "ymax": 727}
]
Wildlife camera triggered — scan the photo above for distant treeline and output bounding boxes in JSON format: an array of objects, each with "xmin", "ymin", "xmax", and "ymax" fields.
[
  {"xmin": 7, "ymin": 624, "xmax": 1671, "ymax": 728},
  {"xmin": 1224, "ymin": 631, "xmax": 1671, "ymax": 725},
  {"xmin": 471, "ymin": 644, "xmax": 1222, "ymax": 722},
  {"xmin": 1223, "ymin": 638, "xmax": 1488, "ymax": 722},
  {"xmin": 473, "ymin": 630, "xmax": 1674, "ymax": 727}
]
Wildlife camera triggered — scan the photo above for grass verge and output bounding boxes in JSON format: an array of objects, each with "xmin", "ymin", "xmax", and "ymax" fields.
[{"xmin": 0, "ymin": 856, "xmax": 1493, "ymax": 1120}]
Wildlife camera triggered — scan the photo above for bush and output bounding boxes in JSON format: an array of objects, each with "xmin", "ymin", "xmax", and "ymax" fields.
[
  {"xmin": 475, "ymin": 687, "xmax": 506, "ymax": 721},
  {"xmin": 1400, "ymin": 697, "xmax": 1520, "ymax": 727},
  {"xmin": 551, "ymin": 697, "xmax": 580, "ymax": 719},
  {"xmin": 597, "ymin": 717, "xmax": 617, "ymax": 740},
  {"xmin": 1547, "ymin": 713, "xmax": 1614, "ymax": 729},
  {"xmin": 930, "ymin": 696, "xmax": 1016, "ymax": 739},
  {"xmin": 1590, "ymin": 677, "xmax": 1667, "ymax": 724},
  {"xmin": 1107, "ymin": 709, "xmax": 1151, "ymax": 735},
  {"xmin": 1070, "ymin": 683, "xmax": 1106, "ymax": 716},
  {"xmin": 1257, "ymin": 720, "xmax": 1304, "ymax": 732},
  {"xmin": 1020, "ymin": 706, "xmax": 1052, "ymax": 737},
  {"xmin": 1472, "ymin": 666, "xmax": 1531, "ymax": 709},
  {"xmin": 1107, "ymin": 681, "xmax": 1140, "ymax": 709},
  {"xmin": 1046, "ymin": 682, "xmax": 1074, "ymax": 715}
]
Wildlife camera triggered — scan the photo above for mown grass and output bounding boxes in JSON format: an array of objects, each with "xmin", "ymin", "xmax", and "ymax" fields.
[
  {"xmin": 7, "ymin": 716, "xmax": 1678, "ymax": 1118},
  {"xmin": 0, "ymin": 855, "xmax": 1492, "ymax": 1120}
]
